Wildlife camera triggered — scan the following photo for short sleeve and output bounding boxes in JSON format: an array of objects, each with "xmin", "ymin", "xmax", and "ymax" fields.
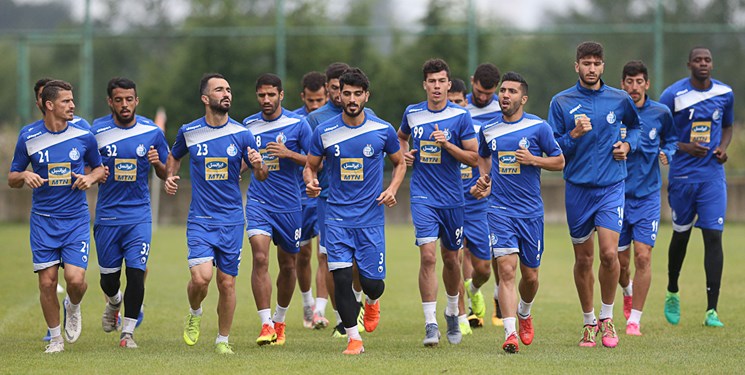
[
  {"xmin": 383, "ymin": 125, "xmax": 401, "ymax": 155},
  {"xmin": 170, "ymin": 127, "xmax": 188, "ymax": 160},
  {"xmin": 10, "ymin": 132, "xmax": 31, "ymax": 172}
]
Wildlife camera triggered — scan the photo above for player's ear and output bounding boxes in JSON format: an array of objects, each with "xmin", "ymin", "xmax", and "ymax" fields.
[
  {"xmin": 521, "ymin": 95, "xmax": 528, "ymax": 105},
  {"xmin": 200, "ymin": 94, "xmax": 209, "ymax": 106}
]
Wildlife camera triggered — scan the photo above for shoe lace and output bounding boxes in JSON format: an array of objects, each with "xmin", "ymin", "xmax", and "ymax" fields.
[
  {"xmin": 665, "ymin": 296, "xmax": 679, "ymax": 311},
  {"xmin": 186, "ymin": 315, "xmax": 199, "ymax": 335},
  {"xmin": 581, "ymin": 326, "xmax": 596, "ymax": 342},
  {"xmin": 602, "ymin": 320, "xmax": 617, "ymax": 338}
]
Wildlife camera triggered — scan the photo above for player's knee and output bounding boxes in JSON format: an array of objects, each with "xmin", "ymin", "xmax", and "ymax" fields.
[
  {"xmin": 100, "ymin": 271, "xmax": 122, "ymax": 296},
  {"xmin": 420, "ymin": 251, "xmax": 437, "ymax": 269},
  {"xmin": 474, "ymin": 259, "xmax": 491, "ymax": 278},
  {"xmin": 38, "ymin": 276, "xmax": 58, "ymax": 292},
  {"xmin": 360, "ymin": 276, "xmax": 385, "ymax": 300},
  {"xmin": 522, "ymin": 269, "xmax": 539, "ymax": 286},
  {"xmin": 278, "ymin": 254, "xmax": 297, "ymax": 273},
  {"xmin": 597, "ymin": 250, "xmax": 617, "ymax": 267},
  {"xmin": 125, "ymin": 268, "xmax": 145, "ymax": 291},
  {"xmin": 702, "ymin": 229, "xmax": 723, "ymax": 249},
  {"xmin": 332, "ymin": 267, "xmax": 353, "ymax": 290},
  {"xmin": 497, "ymin": 259, "xmax": 516, "ymax": 280},
  {"xmin": 252, "ymin": 251, "xmax": 270, "ymax": 269}
]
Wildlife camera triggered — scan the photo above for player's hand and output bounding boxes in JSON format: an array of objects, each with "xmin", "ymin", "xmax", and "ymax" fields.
[
  {"xmin": 515, "ymin": 146, "xmax": 535, "ymax": 166},
  {"xmin": 71, "ymin": 172, "xmax": 95, "ymax": 191},
  {"xmin": 403, "ymin": 149, "xmax": 417, "ymax": 166},
  {"xmin": 266, "ymin": 141, "xmax": 290, "ymax": 159},
  {"xmin": 658, "ymin": 151, "xmax": 669, "ymax": 166},
  {"xmin": 306, "ymin": 178, "xmax": 321, "ymax": 198},
  {"xmin": 469, "ymin": 183, "xmax": 489, "ymax": 199},
  {"xmin": 22, "ymin": 171, "xmax": 47, "ymax": 189},
  {"xmin": 376, "ymin": 188, "xmax": 397, "ymax": 207},
  {"xmin": 147, "ymin": 146, "xmax": 160, "ymax": 164},
  {"xmin": 570, "ymin": 115, "xmax": 592, "ymax": 139},
  {"xmin": 430, "ymin": 124, "xmax": 449, "ymax": 148},
  {"xmin": 713, "ymin": 147, "xmax": 728, "ymax": 164},
  {"xmin": 473, "ymin": 174, "xmax": 491, "ymax": 199},
  {"xmin": 165, "ymin": 175, "xmax": 180, "ymax": 195},
  {"xmin": 679, "ymin": 142, "xmax": 709, "ymax": 158},
  {"xmin": 247, "ymin": 147, "xmax": 263, "ymax": 169},
  {"xmin": 98, "ymin": 165, "xmax": 110, "ymax": 184},
  {"xmin": 612, "ymin": 141, "xmax": 630, "ymax": 160}
]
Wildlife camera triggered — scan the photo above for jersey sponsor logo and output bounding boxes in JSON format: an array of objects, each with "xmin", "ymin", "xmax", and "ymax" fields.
[
  {"xmin": 48, "ymin": 162, "xmax": 72, "ymax": 186},
  {"xmin": 205, "ymin": 157, "xmax": 229, "ymax": 180},
  {"xmin": 460, "ymin": 163, "xmax": 472, "ymax": 179},
  {"xmin": 573, "ymin": 113, "xmax": 587, "ymax": 126},
  {"xmin": 340, "ymin": 158, "xmax": 364, "ymax": 181},
  {"xmin": 606, "ymin": 111, "xmax": 617, "ymax": 124},
  {"xmin": 712, "ymin": 109, "xmax": 721, "ymax": 120},
  {"xmin": 690, "ymin": 121, "xmax": 711, "ymax": 143},
  {"xmin": 498, "ymin": 151, "xmax": 520, "ymax": 174},
  {"xmin": 569, "ymin": 104, "xmax": 582, "ymax": 115},
  {"xmin": 136, "ymin": 144, "xmax": 147, "ymax": 157},
  {"xmin": 226, "ymin": 143, "xmax": 238, "ymax": 157},
  {"xmin": 363, "ymin": 144, "xmax": 374, "ymax": 158},
  {"xmin": 518, "ymin": 137, "xmax": 530, "ymax": 149},
  {"xmin": 649, "ymin": 128, "xmax": 657, "ymax": 140},
  {"xmin": 260, "ymin": 149, "xmax": 280, "ymax": 171},
  {"xmin": 419, "ymin": 140, "xmax": 441, "ymax": 164},
  {"xmin": 114, "ymin": 158, "xmax": 137, "ymax": 181},
  {"xmin": 69, "ymin": 147, "xmax": 80, "ymax": 161},
  {"xmin": 620, "ymin": 127, "xmax": 627, "ymax": 140}
]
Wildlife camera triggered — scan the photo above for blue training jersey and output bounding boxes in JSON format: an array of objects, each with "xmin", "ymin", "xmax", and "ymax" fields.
[
  {"xmin": 309, "ymin": 113, "xmax": 400, "ymax": 227},
  {"xmin": 243, "ymin": 108, "xmax": 312, "ymax": 213},
  {"xmin": 71, "ymin": 116, "xmax": 91, "ymax": 128},
  {"xmin": 659, "ymin": 77, "xmax": 734, "ymax": 183},
  {"xmin": 170, "ymin": 117, "xmax": 256, "ymax": 226},
  {"xmin": 549, "ymin": 80, "xmax": 640, "ymax": 187},
  {"xmin": 294, "ymin": 106, "xmax": 310, "ymax": 117},
  {"xmin": 91, "ymin": 116, "xmax": 169, "ymax": 225},
  {"xmin": 401, "ymin": 101, "xmax": 476, "ymax": 208},
  {"xmin": 294, "ymin": 106, "xmax": 316, "ymax": 207},
  {"xmin": 479, "ymin": 113, "xmax": 562, "ymax": 218},
  {"xmin": 10, "ymin": 120, "xmax": 102, "ymax": 218},
  {"xmin": 466, "ymin": 93, "xmax": 502, "ymax": 124},
  {"xmin": 624, "ymin": 97, "xmax": 678, "ymax": 198},
  {"xmin": 460, "ymin": 119, "xmax": 488, "ymax": 209}
]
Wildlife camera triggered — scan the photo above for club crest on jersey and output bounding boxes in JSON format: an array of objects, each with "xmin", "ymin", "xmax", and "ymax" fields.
[
  {"xmin": 363, "ymin": 144, "xmax": 374, "ymax": 158},
  {"xmin": 712, "ymin": 109, "xmax": 720, "ymax": 121},
  {"xmin": 226, "ymin": 143, "xmax": 238, "ymax": 157},
  {"xmin": 340, "ymin": 158, "xmax": 364, "ymax": 181},
  {"xmin": 114, "ymin": 158, "xmax": 137, "ymax": 181},
  {"xmin": 460, "ymin": 163, "xmax": 472, "ymax": 180},
  {"xmin": 498, "ymin": 152, "xmax": 520, "ymax": 174},
  {"xmin": 205, "ymin": 157, "xmax": 229, "ymax": 180},
  {"xmin": 518, "ymin": 137, "xmax": 530, "ymax": 149},
  {"xmin": 48, "ymin": 163, "xmax": 72, "ymax": 186},
  {"xmin": 442, "ymin": 128, "xmax": 452, "ymax": 141},
  {"xmin": 136, "ymin": 144, "xmax": 147, "ymax": 157},
  {"xmin": 276, "ymin": 132, "xmax": 287, "ymax": 144},
  {"xmin": 69, "ymin": 147, "xmax": 80, "ymax": 161},
  {"xmin": 606, "ymin": 111, "xmax": 617, "ymax": 124},
  {"xmin": 419, "ymin": 140, "xmax": 441, "ymax": 164},
  {"xmin": 649, "ymin": 128, "xmax": 657, "ymax": 140}
]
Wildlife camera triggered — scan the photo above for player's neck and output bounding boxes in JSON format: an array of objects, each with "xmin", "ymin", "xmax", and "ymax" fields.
[
  {"xmin": 635, "ymin": 95, "xmax": 647, "ymax": 109},
  {"xmin": 689, "ymin": 76, "xmax": 712, "ymax": 91},
  {"xmin": 502, "ymin": 109, "xmax": 524, "ymax": 123},
  {"xmin": 342, "ymin": 112, "xmax": 365, "ymax": 127},
  {"xmin": 427, "ymin": 99, "xmax": 447, "ymax": 112},
  {"xmin": 579, "ymin": 80, "xmax": 601, "ymax": 91},
  {"xmin": 43, "ymin": 116, "xmax": 68, "ymax": 133},
  {"xmin": 204, "ymin": 111, "xmax": 229, "ymax": 127},
  {"xmin": 262, "ymin": 108, "xmax": 282, "ymax": 121},
  {"xmin": 114, "ymin": 117, "xmax": 136, "ymax": 128}
]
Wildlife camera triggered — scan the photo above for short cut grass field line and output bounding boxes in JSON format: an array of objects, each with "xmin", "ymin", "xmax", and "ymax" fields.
[{"xmin": 0, "ymin": 223, "xmax": 743, "ymax": 374}]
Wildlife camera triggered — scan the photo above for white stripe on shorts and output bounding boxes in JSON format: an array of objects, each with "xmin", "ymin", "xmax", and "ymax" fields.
[
  {"xmin": 188, "ymin": 256, "xmax": 213, "ymax": 268},
  {"xmin": 416, "ymin": 236, "xmax": 438, "ymax": 246},
  {"xmin": 34, "ymin": 260, "xmax": 60, "ymax": 272}
]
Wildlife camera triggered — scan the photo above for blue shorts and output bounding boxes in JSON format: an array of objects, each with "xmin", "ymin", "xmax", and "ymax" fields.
[
  {"xmin": 463, "ymin": 205, "xmax": 491, "ymax": 261},
  {"xmin": 668, "ymin": 179, "xmax": 726, "ymax": 232},
  {"xmin": 326, "ymin": 224, "xmax": 386, "ymax": 280},
  {"xmin": 317, "ymin": 198, "xmax": 328, "ymax": 254},
  {"xmin": 94, "ymin": 222, "xmax": 151, "ymax": 273},
  {"xmin": 619, "ymin": 193, "xmax": 660, "ymax": 249},
  {"xmin": 411, "ymin": 204, "xmax": 464, "ymax": 251},
  {"xmin": 187, "ymin": 222, "xmax": 244, "ymax": 277},
  {"xmin": 488, "ymin": 213, "xmax": 544, "ymax": 268},
  {"xmin": 246, "ymin": 205, "xmax": 301, "ymax": 254},
  {"xmin": 565, "ymin": 181, "xmax": 625, "ymax": 244},
  {"xmin": 300, "ymin": 203, "xmax": 318, "ymax": 244},
  {"xmin": 30, "ymin": 214, "xmax": 90, "ymax": 272}
]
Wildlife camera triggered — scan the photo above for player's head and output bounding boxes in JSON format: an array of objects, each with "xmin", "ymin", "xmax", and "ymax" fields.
[
  {"xmin": 200, "ymin": 73, "xmax": 231, "ymax": 115},
  {"xmin": 255, "ymin": 73, "xmax": 284, "ymax": 118},
  {"xmin": 448, "ymin": 78, "xmax": 468, "ymax": 107},
  {"xmin": 34, "ymin": 77, "xmax": 54, "ymax": 113},
  {"xmin": 40, "ymin": 80, "xmax": 75, "ymax": 121},
  {"xmin": 300, "ymin": 71, "xmax": 327, "ymax": 113},
  {"xmin": 470, "ymin": 63, "xmax": 500, "ymax": 108},
  {"xmin": 621, "ymin": 60, "xmax": 649, "ymax": 105},
  {"xmin": 498, "ymin": 72, "xmax": 528, "ymax": 118},
  {"xmin": 106, "ymin": 77, "xmax": 139, "ymax": 125},
  {"xmin": 575, "ymin": 41, "xmax": 605, "ymax": 87},
  {"xmin": 339, "ymin": 67, "xmax": 369, "ymax": 118},
  {"xmin": 325, "ymin": 62, "xmax": 351, "ymax": 108},
  {"xmin": 422, "ymin": 58, "xmax": 452, "ymax": 107},
  {"xmin": 687, "ymin": 46, "xmax": 713, "ymax": 82}
]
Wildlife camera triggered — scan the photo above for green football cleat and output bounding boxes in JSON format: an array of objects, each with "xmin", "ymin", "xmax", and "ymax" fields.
[
  {"xmin": 183, "ymin": 313, "xmax": 202, "ymax": 346},
  {"xmin": 703, "ymin": 309, "xmax": 724, "ymax": 327},
  {"xmin": 664, "ymin": 291, "xmax": 680, "ymax": 325},
  {"xmin": 465, "ymin": 280, "xmax": 485, "ymax": 319},
  {"xmin": 215, "ymin": 342, "xmax": 235, "ymax": 354},
  {"xmin": 460, "ymin": 320, "xmax": 473, "ymax": 335}
]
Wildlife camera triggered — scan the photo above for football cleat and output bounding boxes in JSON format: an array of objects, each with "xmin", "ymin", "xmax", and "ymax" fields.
[
  {"xmin": 626, "ymin": 322, "xmax": 642, "ymax": 336},
  {"xmin": 363, "ymin": 300, "xmax": 380, "ymax": 333},
  {"xmin": 599, "ymin": 318, "xmax": 619, "ymax": 348},
  {"xmin": 704, "ymin": 309, "xmax": 724, "ymax": 327},
  {"xmin": 102, "ymin": 303, "xmax": 121, "ymax": 333},
  {"xmin": 664, "ymin": 291, "xmax": 680, "ymax": 325},
  {"xmin": 303, "ymin": 305, "xmax": 314, "ymax": 329},
  {"xmin": 342, "ymin": 338, "xmax": 365, "ymax": 355},
  {"xmin": 444, "ymin": 314, "xmax": 462, "ymax": 345},
  {"xmin": 63, "ymin": 297, "xmax": 82, "ymax": 343},
  {"xmin": 502, "ymin": 332, "xmax": 519, "ymax": 354},
  {"xmin": 579, "ymin": 324, "xmax": 598, "ymax": 347},
  {"xmin": 312, "ymin": 312, "xmax": 329, "ymax": 329},
  {"xmin": 183, "ymin": 313, "xmax": 202, "ymax": 346},
  {"xmin": 257, "ymin": 323, "xmax": 277, "ymax": 346},
  {"xmin": 119, "ymin": 333, "xmax": 138, "ymax": 348},
  {"xmin": 465, "ymin": 280, "xmax": 485, "ymax": 319},
  {"xmin": 331, "ymin": 323, "xmax": 347, "ymax": 338},
  {"xmin": 422, "ymin": 323, "xmax": 441, "ymax": 347},
  {"xmin": 518, "ymin": 315, "xmax": 534, "ymax": 345},
  {"xmin": 44, "ymin": 337, "xmax": 64, "ymax": 353},
  {"xmin": 215, "ymin": 342, "xmax": 235, "ymax": 354},
  {"xmin": 272, "ymin": 322, "xmax": 286, "ymax": 345},
  {"xmin": 623, "ymin": 295, "xmax": 632, "ymax": 320},
  {"xmin": 460, "ymin": 320, "xmax": 473, "ymax": 335},
  {"xmin": 492, "ymin": 298, "xmax": 504, "ymax": 326}
]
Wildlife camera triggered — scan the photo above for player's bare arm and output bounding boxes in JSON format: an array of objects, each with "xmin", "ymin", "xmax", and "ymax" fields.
[
  {"xmin": 516, "ymin": 147, "xmax": 565, "ymax": 171},
  {"xmin": 247, "ymin": 146, "xmax": 268, "ymax": 181},
  {"xmin": 472, "ymin": 155, "xmax": 491, "ymax": 199},
  {"xmin": 677, "ymin": 141, "xmax": 709, "ymax": 158},
  {"xmin": 72, "ymin": 165, "xmax": 105, "ymax": 191},
  {"xmin": 303, "ymin": 154, "xmax": 322, "ymax": 198},
  {"xmin": 8, "ymin": 170, "xmax": 47, "ymax": 189},
  {"xmin": 397, "ymin": 129, "xmax": 417, "ymax": 166},
  {"xmin": 377, "ymin": 149, "xmax": 407, "ymax": 207},
  {"xmin": 713, "ymin": 125, "xmax": 733, "ymax": 164},
  {"xmin": 164, "ymin": 154, "xmax": 181, "ymax": 195},
  {"xmin": 147, "ymin": 146, "xmax": 167, "ymax": 179}
]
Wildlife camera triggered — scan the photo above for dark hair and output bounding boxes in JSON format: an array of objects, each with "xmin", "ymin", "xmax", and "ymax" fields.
[
  {"xmin": 449, "ymin": 78, "xmax": 467, "ymax": 95},
  {"xmin": 325, "ymin": 62, "xmax": 350, "ymax": 81},
  {"xmin": 688, "ymin": 46, "xmax": 711, "ymax": 62},
  {"xmin": 255, "ymin": 73, "xmax": 283, "ymax": 92},
  {"xmin": 107, "ymin": 77, "xmax": 137, "ymax": 98},
  {"xmin": 200, "ymin": 73, "xmax": 225, "ymax": 95},
  {"xmin": 339, "ymin": 67, "xmax": 369, "ymax": 91},
  {"xmin": 301, "ymin": 71, "xmax": 326, "ymax": 92},
  {"xmin": 622, "ymin": 60, "xmax": 648, "ymax": 81},
  {"xmin": 34, "ymin": 78, "xmax": 54, "ymax": 97},
  {"xmin": 501, "ymin": 71, "xmax": 528, "ymax": 95},
  {"xmin": 473, "ymin": 63, "xmax": 501, "ymax": 89},
  {"xmin": 422, "ymin": 58, "xmax": 450, "ymax": 81},
  {"xmin": 576, "ymin": 41, "xmax": 604, "ymax": 61},
  {"xmin": 40, "ymin": 80, "xmax": 73, "ymax": 108}
]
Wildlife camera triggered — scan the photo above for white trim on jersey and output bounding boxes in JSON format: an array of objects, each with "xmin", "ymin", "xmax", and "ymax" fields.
[
  {"xmin": 94, "ymin": 123, "xmax": 160, "ymax": 148},
  {"xmin": 482, "ymin": 118, "xmax": 543, "ymax": 143},
  {"xmin": 320, "ymin": 120, "xmax": 389, "ymax": 149},
  {"xmin": 406, "ymin": 106, "xmax": 467, "ymax": 127},
  {"xmin": 673, "ymin": 83, "xmax": 732, "ymax": 112},
  {"xmin": 466, "ymin": 101, "xmax": 501, "ymax": 118},
  {"xmin": 25, "ymin": 126, "xmax": 90, "ymax": 156},
  {"xmin": 245, "ymin": 115, "xmax": 301, "ymax": 136},
  {"xmin": 184, "ymin": 123, "xmax": 247, "ymax": 147}
]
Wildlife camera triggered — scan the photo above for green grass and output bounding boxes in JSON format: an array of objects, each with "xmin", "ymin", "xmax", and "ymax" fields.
[{"xmin": 1, "ymin": 223, "xmax": 744, "ymax": 374}]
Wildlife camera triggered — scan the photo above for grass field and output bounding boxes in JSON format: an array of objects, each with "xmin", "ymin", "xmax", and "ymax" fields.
[{"xmin": 1, "ymin": 222, "xmax": 743, "ymax": 374}]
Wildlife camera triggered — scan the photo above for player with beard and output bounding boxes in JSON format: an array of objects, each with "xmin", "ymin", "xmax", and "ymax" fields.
[
  {"xmin": 166, "ymin": 73, "xmax": 267, "ymax": 354},
  {"xmin": 549, "ymin": 42, "xmax": 640, "ymax": 348},
  {"xmin": 305, "ymin": 67, "xmax": 406, "ymax": 354}
]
